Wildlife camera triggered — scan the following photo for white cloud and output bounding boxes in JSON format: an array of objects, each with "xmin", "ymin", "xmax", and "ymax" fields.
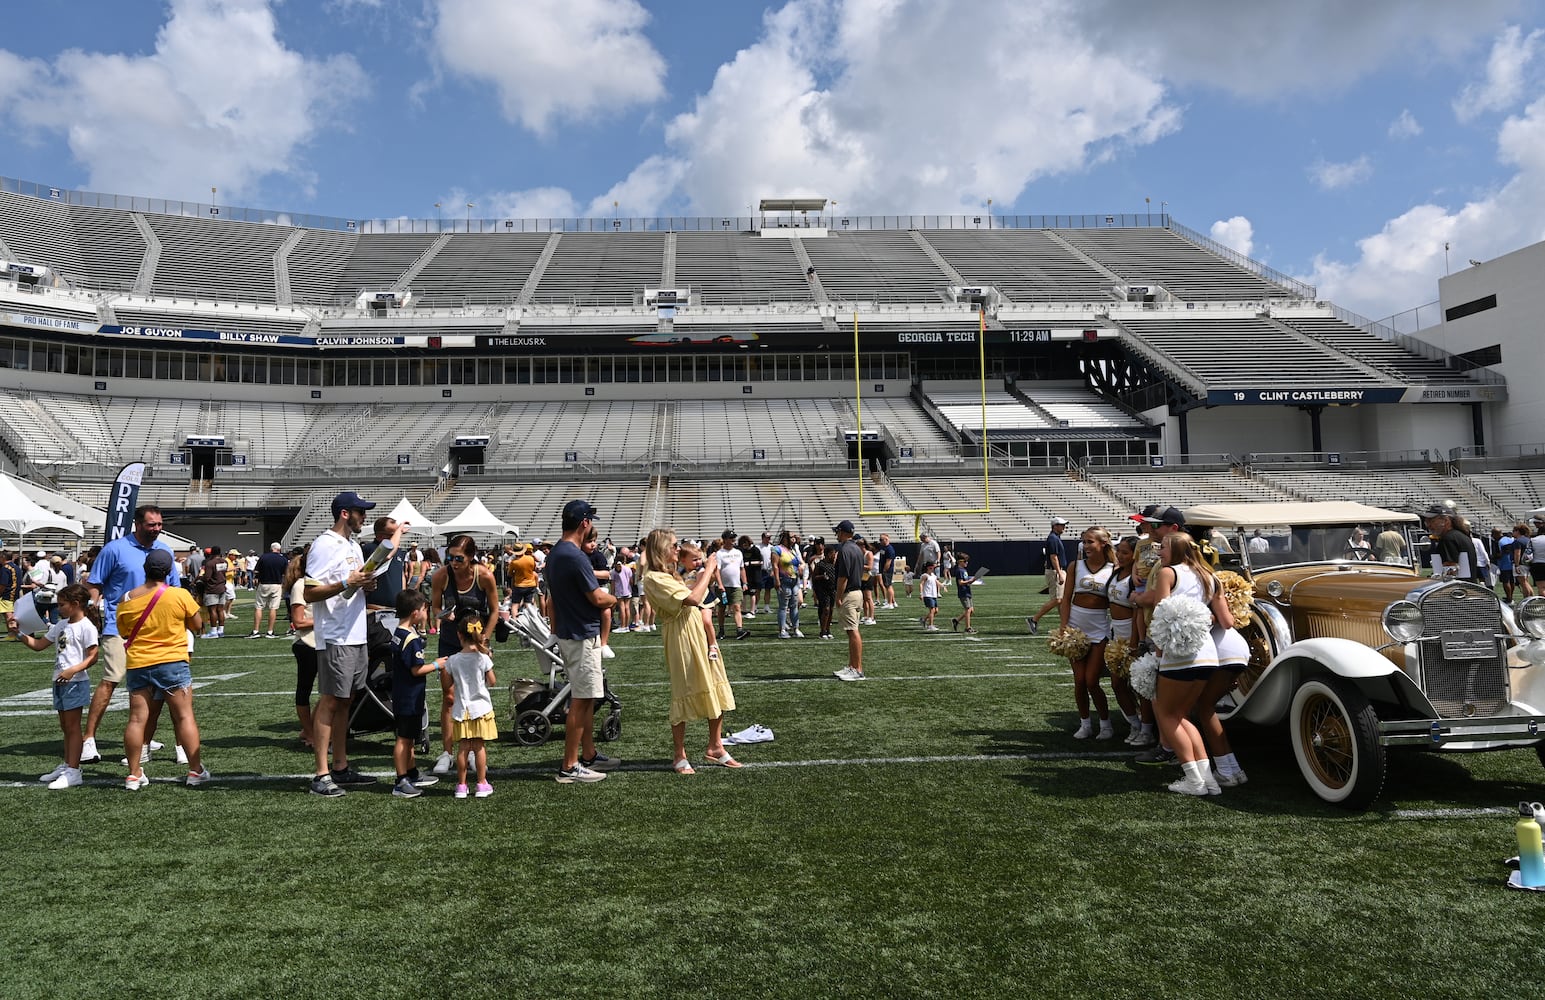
[
  {"xmin": 1071, "ymin": 0, "xmax": 1521, "ymax": 98},
  {"xmin": 661, "ymin": 0, "xmax": 1182, "ymax": 214},
  {"xmin": 1209, "ymin": 216, "xmax": 1254, "ymax": 258},
  {"xmin": 1306, "ymin": 95, "xmax": 1545, "ymax": 319},
  {"xmin": 427, "ymin": 0, "xmax": 666, "ymax": 134},
  {"xmin": 1388, "ymin": 109, "xmax": 1423, "ymax": 139},
  {"xmin": 0, "ymin": 0, "xmax": 366, "ymax": 201},
  {"xmin": 1309, "ymin": 155, "xmax": 1374, "ymax": 190},
  {"xmin": 1454, "ymin": 24, "xmax": 1543, "ymax": 122}
]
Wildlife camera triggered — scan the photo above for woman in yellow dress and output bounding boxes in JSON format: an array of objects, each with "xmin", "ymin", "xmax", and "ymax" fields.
[{"xmin": 641, "ymin": 528, "xmax": 739, "ymax": 775}]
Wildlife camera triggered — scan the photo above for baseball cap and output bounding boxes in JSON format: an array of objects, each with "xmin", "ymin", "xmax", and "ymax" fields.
[
  {"xmin": 1051, "ymin": 517, "xmax": 1069, "ymax": 526},
  {"xmin": 1419, "ymin": 503, "xmax": 1453, "ymax": 519},
  {"xmin": 563, "ymin": 499, "xmax": 599, "ymax": 523},
  {"xmin": 1156, "ymin": 506, "xmax": 1187, "ymax": 526},
  {"xmin": 34, "ymin": 550, "xmax": 46, "ymax": 559},
  {"xmin": 144, "ymin": 548, "xmax": 174, "ymax": 575},
  {"xmin": 721, "ymin": 529, "xmax": 736, "ymax": 540},
  {"xmin": 331, "ymin": 491, "xmax": 376, "ymax": 518},
  {"xmin": 834, "ymin": 519, "xmax": 855, "ymax": 534},
  {"xmin": 1130, "ymin": 504, "xmax": 1162, "ymax": 524}
]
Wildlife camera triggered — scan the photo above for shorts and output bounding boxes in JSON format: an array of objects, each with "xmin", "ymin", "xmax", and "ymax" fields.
[
  {"xmin": 558, "ymin": 636, "xmax": 604, "ymax": 699},
  {"xmin": 1109, "ymin": 614, "xmax": 1134, "ymax": 640},
  {"xmin": 513, "ymin": 586, "xmax": 537, "ymax": 605},
  {"xmin": 453, "ymin": 711, "xmax": 498, "ymax": 742},
  {"xmin": 393, "ymin": 712, "xmax": 425, "ymax": 740},
  {"xmin": 100, "ymin": 634, "xmax": 127, "ymax": 684},
  {"xmin": 54, "ymin": 679, "xmax": 91, "ymax": 712},
  {"xmin": 317, "ymin": 643, "xmax": 368, "ymax": 698},
  {"xmin": 957, "ymin": 593, "xmax": 974, "ymax": 609},
  {"xmin": 256, "ymin": 583, "xmax": 283, "ymax": 611},
  {"xmin": 838, "ymin": 590, "xmax": 863, "ymax": 632},
  {"xmin": 879, "ymin": 570, "xmax": 894, "ymax": 586},
  {"xmin": 203, "ymin": 591, "xmax": 225, "ymax": 607},
  {"xmin": 1517, "ymin": 565, "xmax": 1533, "ymax": 580},
  {"xmin": 722, "ymin": 586, "xmax": 743, "ymax": 607},
  {"xmin": 1212, "ymin": 626, "xmax": 1249, "ymax": 667},
  {"xmin": 1045, "ymin": 569, "xmax": 1060, "ymax": 595},
  {"xmin": 0, "ymin": 599, "xmax": 12, "ymax": 615},
  {"xmin": 225, "ymin": 583, "xmax": 236, "ymax": 601},
  {"xmin": 923, "ymin": 596, "xmax": 938, "ymax": 609},
  {"xmin": 126, "ymin": 661, "xmax": 192, "ymax": 697},
  {"xmin": 1533, "ymin": 564, "xmax": 1545, "ymax": 584},
  {"xmin": 1159, "ymin": 666, "xmax": 1215, "ymax": 682}
]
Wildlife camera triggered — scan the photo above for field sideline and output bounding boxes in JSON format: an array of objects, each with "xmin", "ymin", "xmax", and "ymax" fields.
[{"xmin": 1, "ymin": 579, "xmax": 1541, "ymax": 999}]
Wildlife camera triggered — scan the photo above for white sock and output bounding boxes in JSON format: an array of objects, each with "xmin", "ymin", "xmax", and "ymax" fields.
[
  {"xmin": 1125, "ymin": 713, "xmax": 1142, "ymax": 728},
  {"xmin": 1182, "ymin": 759, "xmax": 1207, "ymax": 784},
  {"xmin": 1216, "ymin": 752, "xmax": 1239, "ymax": 774}
]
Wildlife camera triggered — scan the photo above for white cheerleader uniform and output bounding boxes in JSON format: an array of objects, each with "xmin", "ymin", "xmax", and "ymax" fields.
[
  {"xmin": 1107, "ymin": 572, "xmax": 1135, "ymax": 641},
  {"xmin": 1157, "ymin": 565, "xmax": 1219, "ymax": 675},
  {"xmin": 1066, "ymin": 560, "xmax": 1114, "ymax": 642},
  {"xmin": 1212, "ymin": 624, "xmax": 1249, "ymax": 670}
]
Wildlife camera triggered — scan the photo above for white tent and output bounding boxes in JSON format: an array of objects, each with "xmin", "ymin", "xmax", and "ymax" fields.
[
  {"xmin": 434, "ymin": 497, "xmax": 520, "ymax": 537},
  {"xmin": 0, "ymin": 472, "xmax": 84, "ymax": 539},
  {"xmin": 382, "ymin": 497, "xmax": 438, "ymax": 536}
]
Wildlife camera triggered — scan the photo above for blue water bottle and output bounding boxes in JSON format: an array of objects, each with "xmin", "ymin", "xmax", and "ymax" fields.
[{"xmin": 1517, "ymin": 802, "xmax": 1545, "ymax": 889}]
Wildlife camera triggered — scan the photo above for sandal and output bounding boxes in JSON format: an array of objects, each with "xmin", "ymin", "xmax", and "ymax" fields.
[
  {"xmin": 672, "ymin": 758, "xmax": 695, "ymax": 775},
  {"xmin": 703, "ymin": 749, "xmax": 743, "ymax": 768}
]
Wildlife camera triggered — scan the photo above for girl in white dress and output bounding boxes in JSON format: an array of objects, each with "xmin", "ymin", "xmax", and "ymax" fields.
[{"xmin": 1059, "ymin": 527, "xmax": 1116, "ymax": 740}]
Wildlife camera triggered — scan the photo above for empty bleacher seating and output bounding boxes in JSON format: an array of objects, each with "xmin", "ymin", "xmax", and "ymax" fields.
[
  {"xmin": 146, "ymin": 213, "xmax": 292, "ymax": 301},
  {"xmin": 674, "ymin": 233, "xmax": 814, "ymax": 304},
  {"xmin": 1119, "ymin": 316, "xmax": 1391, "ymax": 388},
  {"xmin": 411, "ymin": 233, "xmax": 551, "ymax": 305},
  {"xmin": 1057, "ymin": 227, "xmax": 1289, "ymax": 300},
  {"xmin": 801, "ymin": 231, "xmax": 951, "ymax": 303},
  {"xmin": 920, "ymin": 229, "xmax": 1116, "ymax": 301}
]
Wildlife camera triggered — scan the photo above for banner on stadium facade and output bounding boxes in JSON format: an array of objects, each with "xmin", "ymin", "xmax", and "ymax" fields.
[
  {"xmin": 105, "ymin": 462, "xmax": 144, "ymax": 544},
  {"xmin": 1206, "ymin": 386, "xmax": 1506, "ymax": 405}
]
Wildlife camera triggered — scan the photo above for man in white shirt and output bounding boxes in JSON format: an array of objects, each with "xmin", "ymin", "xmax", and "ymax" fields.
[
  {"xmin": 304, "ymin": 490, "xmax": 401, "ymax": 797},
  {"xmin": 1247, "ymin": 530, "xmax": 1270, "ymax": 554},
  {"xmin": 714, "ymin": 530, "xmax": 750, "ymax": 641}
]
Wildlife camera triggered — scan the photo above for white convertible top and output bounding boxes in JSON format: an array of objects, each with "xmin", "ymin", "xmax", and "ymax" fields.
[{"xmin": 1182, "ymin": 501, "xmax": 1420, "ymax": 528}]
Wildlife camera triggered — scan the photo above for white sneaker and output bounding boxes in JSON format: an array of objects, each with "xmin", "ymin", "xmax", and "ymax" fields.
[
  {"xmin": 121, "ymin": 745, "xmax": 152, "ymax": 766},
  {"xmin": 175, "ymin": 745, "xmax": 189, "ymax": 765},
  {"xmin": 39, "ymin": 762, "xmax": 68, "ymax": 783},
  {"xmin": 924, "ymin": 625, "xmax": 940, "ymax": 632},
  {"xmin": 833, "ymin": 667, "xmax": 856, "ymax": 681},
  {"xmin": 1129, "ymin": 730, "xmax": 1157, "ymax": 748},
  {"xmin": 1072, "ymin": 718, "xmax": 1093, "ymax": 740},
  {"xmin": 778, "ymin": 631, "xmax": 791, "ymax": 639},
  {"xmin": 79, "ymin": 737, "xmax": 100, "ymax": 764},
  {"xmin": 432, "ymin": 751, "xmax": 454, "ymax": 775},
  {"xmin": 1215, "ymin": 767, "xmax": 1249, "ymax": 787},
  {"xmin": 600, "ymin": 645, "xmax": 616, "ymax": 660},
  {"xmin": 186, "ymin": 766, "xmax": 213, "ymax": 787},
  {"xmin": 125, "ymin": 772, "xmax": 151, "ymax": 791},
  {"xmin": 1167, "ymin": 775, "xmax": 1210, "ymax": 796},
  {"xmin": 794, "ymin": 629, "xmax": 805, "ymax": 638},
  {"xmin": 1095, "ymin": 720, "xmax": 1116, "ymax": 741},
  {"xmin": 47, "ymin": 767, "xmax": 83, "ymax": 790},
  {"xmin": 149, "ymin": 740, "xmax": 165, "ymax": 751}
]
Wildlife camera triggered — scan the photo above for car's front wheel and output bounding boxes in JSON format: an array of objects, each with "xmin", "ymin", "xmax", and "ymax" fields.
[{"xmin": 1289, "ymin": 676, "xmax": 1385, "ymax": 809}]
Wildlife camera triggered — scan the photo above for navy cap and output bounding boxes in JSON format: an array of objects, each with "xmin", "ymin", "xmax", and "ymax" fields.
[
  {"xmin": 331, "ymin": 491, "xmax": 376, "ymax": 519},
  {"xmin": 834, "ymin": 519, "xmax": 855, "ymax": 534},
  {"xmin": 1156, "ymin": 506, "xmax": 1187, "ymax": 526},
  {"xmin": 563, "ymin": 499, "xmax": 599, "ymax": 525},
  {"xmin": 144, "ymin": 548, "xmax": 174, "ymax": 575}
]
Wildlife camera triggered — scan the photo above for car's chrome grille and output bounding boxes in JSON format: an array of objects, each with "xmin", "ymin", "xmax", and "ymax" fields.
[{"xmin": 1416, "ymin": 584, "xmax": 1508, "ymax": 717}]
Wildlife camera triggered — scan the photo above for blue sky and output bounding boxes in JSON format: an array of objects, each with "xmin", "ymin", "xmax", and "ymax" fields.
[{"xmin": 2, "ymin": 0, "xmax": 1544, "ymax": 319}]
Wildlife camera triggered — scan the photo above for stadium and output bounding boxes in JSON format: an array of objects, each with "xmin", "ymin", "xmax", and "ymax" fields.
[
  {"xmin": 14, "ymin": 149, "xmax": 1545, "ymax": 1000},
  {"xmin": 0, "ymin": 178, "xmax": 1534, "ymax": 561}
]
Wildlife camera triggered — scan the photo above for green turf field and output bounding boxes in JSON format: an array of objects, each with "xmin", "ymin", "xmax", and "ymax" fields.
[{"xmin": 2, "ymin": 580, "xmax": 1542, "ymax": 999}]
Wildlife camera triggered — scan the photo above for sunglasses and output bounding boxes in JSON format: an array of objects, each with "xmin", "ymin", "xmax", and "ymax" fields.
[{"xmin": 448, "ymin": 555, "xmax": 466, "ymax": 563}]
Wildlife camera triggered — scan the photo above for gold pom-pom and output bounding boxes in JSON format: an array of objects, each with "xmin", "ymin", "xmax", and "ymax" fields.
[
  {"xmin": 1216, "ymin": 571, "xmax": 1254, "ymax": 628},
  {"xmin": 1105, "ymin": 637, "xmax": 1134, "ymax": 678},
  {"xmin": 1048, "ymin": 625, "xmax": 1091, "ymax": 660},
  {"xmin": 1134, "ymin": 541, "xmax": 1161, "ymax": 583}
]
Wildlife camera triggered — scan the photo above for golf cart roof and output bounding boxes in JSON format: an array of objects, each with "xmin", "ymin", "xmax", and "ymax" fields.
[{"xmin": 1182, "ymin": 501, "xmax": 1420, "ymax": 529}]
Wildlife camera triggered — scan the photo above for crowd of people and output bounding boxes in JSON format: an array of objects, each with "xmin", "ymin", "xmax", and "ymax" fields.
[{"xmin": 15, "ymin": 487, "xmax": 1545, "ymax": 798}]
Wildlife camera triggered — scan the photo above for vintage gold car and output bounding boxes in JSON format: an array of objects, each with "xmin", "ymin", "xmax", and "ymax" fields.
[{"xmin": 1185, "ymin": 501, "xmax": 1545, "ymax": 809}]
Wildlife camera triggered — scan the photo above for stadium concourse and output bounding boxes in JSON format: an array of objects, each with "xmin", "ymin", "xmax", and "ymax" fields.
[{"xmin": 0, "ymin": 178, "xmax": 1526, "ymax": 556}]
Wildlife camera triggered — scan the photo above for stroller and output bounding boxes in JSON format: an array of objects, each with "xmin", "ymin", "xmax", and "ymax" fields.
[{"xmin": 505, "ymin": 603, "xmax": 623, "ymax": 747}]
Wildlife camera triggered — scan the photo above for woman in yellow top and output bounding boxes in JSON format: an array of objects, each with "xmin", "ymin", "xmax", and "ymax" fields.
[
  {"xmin": 641, "ymin": 528, "xmax": 739, "ymax": 775},
  {"xmin": 116, "ymin": 548, "xmax": 209, "ymax": 790}
]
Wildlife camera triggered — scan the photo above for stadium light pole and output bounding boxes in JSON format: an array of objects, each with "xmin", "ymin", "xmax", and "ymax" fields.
[
  {"xmin": 466, "ymin": 202, "xmax": 474, "ymax": 231},
  {"xmin": 986, "ymin": 198, "xmax": 992, "ymax": 229}
]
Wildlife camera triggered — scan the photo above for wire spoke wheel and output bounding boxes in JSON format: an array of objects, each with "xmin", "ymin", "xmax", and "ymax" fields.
[{"xmin": 1289, "ymin": 676, "xmax": 1385, "ymax": 809}]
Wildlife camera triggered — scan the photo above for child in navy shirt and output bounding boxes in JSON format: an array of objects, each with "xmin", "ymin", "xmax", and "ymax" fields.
[
  {"xmin": 390, "ymin": 590, "xmax": 439, "ymax": 798},
  {"xmin": 951, "ymin": 552, "xmax": 980, "ymax": 634}
]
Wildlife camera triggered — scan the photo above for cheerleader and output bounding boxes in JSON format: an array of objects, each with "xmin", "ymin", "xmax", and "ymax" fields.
[
  {"xmin": 1140, "ymin": 532, "xmax": 1235, "ymax": 796},
  {"xmin": 1196, "ymin": 560, "xmax": 1250, "ymax": 786},
  {"xmin": 1107, "ymin": 536, "xmax": 1151, "ymax": 746},
  {"xmin": 1060, "ymin": 527, "xmax": 1116, "ymax": 739}
]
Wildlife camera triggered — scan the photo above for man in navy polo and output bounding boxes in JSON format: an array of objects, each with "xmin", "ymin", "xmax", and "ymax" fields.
[{"xmin": 83, "ymin": 504, "xmax": 180, "ymax": 766}]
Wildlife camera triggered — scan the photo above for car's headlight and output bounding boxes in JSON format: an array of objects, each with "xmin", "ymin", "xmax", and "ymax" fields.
[
  {"xmin": 1518, "ymin": 597, "xmax": 1545, "ymax": 639},
  {"xmin": 1383, "ymin": 601, "xmax": 1424, "ymax": 643}
]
